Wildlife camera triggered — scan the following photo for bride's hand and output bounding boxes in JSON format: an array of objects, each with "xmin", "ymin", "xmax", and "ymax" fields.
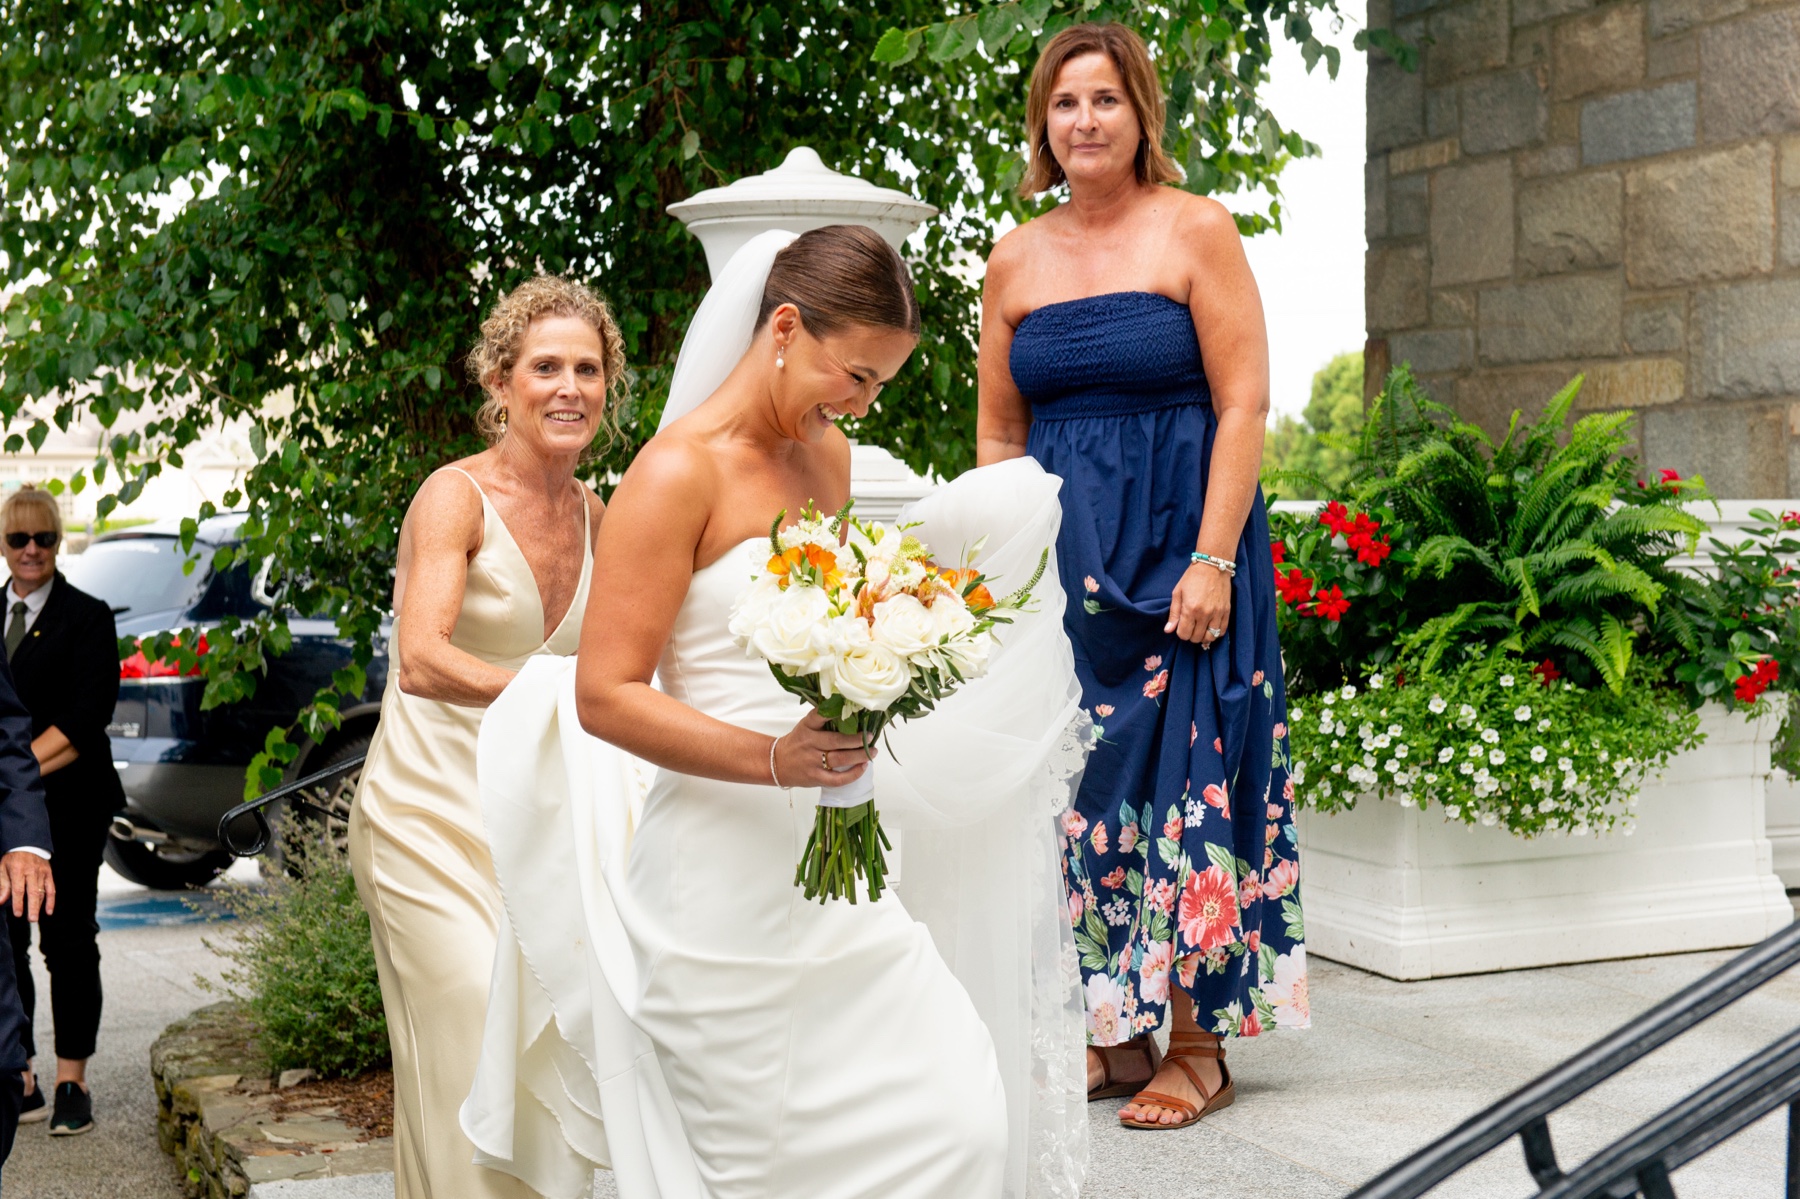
[{"xmin": 772, "ymin": 711, "xmax": 876, "ymax": 788}]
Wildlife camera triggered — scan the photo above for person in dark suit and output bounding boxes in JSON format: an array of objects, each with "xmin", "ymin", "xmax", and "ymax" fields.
[
  {"xmin": 0, "ymin": 596, "xmax": 56, "ymax": 1173},
  {"xmin": 0, "ymin": 488, "xmax": 117, "ymax": 1137}
]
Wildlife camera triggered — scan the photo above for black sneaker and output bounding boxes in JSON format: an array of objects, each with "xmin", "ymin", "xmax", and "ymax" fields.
[
  {"xmin": 47, "ymin": 1082, "xmax": 93, "ymax": 1136},
  {"xmin": 17, "ymin": 1074, "xmax": 47, "ymax": 1124}
]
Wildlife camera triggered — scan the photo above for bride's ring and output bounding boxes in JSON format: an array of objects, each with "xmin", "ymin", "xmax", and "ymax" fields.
[
  {"xmin": 821, "ymin": 750, "xmax": 830, "ymax": 771},
  {"xmin": 1206, "ymin": 627, "xmax": 1223, "ymax": 637}
]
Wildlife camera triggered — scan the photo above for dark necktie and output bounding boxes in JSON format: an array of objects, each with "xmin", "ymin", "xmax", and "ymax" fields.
[{"xmin": 4, "ymin": 600, "xmax": 26, "ymax": 658}]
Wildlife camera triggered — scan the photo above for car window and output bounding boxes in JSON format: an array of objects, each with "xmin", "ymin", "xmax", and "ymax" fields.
[{"xmin": 60, "ymin": 537, "xmax": 210, "ymax": 616}]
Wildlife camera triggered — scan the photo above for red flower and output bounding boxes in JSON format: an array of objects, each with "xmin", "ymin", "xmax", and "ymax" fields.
[
  {"xmin": 1319, "ymin": 501, "xmax": 1352, "ymax": 535},
  {"xmin": 1238, "ymin": 873, "xmax": 1262, "ymax": 910},
  {"xmin": 1143, "ymin": 669, "xmax": 1170, "ymax": 701},
  {"xmin": 1271, "ymin": 540, "xmax": 1287, "ymax": 566},
  {"xmin": 1203, "ymin": 782, "xmax": 1230, "ymax": 812},
  {"xmin": 1275, "ymin": 568, "xmax": 1316, "ymax": 606},
  {"xmin": 1659, "ymin": 468, "xmax": 1682, "ymax": 484},
  {"xmin": 1178, "ymin": 865, "xmax": 1241, "ymax": 951},
  {"xmin": 1779, "ymin": 511, "xmax": 1800, "ymax": 530},
  {"xmin": 1240, "ymin": 1009, "xmax": 1263, "ymax": 1037},
  {"xmin": 1532, "ymin": 658, "xmax": 1562, "ymax": 686},
  {"xmin": 1310, "ymin": 585, "xmax": 1351, "ymax": 621},
  {"xmin": 1164, "ymin": 812, "xmax": 1184, "ymax": 841},
  {"xmin": 1353, "ymin": 535, "xmax": 1393, "ymax": 567},
  {"xmin": 1101, "ymin": 866, "xmax": 1127, "ymax": 890},
  {"xmin": 1735, "ymin": 658, "xmax": 1778, "ymax": 703}
]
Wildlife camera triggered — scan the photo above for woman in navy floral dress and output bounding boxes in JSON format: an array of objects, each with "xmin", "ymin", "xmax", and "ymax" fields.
[{"xmin": 977, "ymin": 23, "xmax": 1307, "ymax": 1130}]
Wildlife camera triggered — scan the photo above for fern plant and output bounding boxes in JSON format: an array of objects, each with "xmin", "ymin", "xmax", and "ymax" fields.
[{"xmin": 1345, "ymin": 369, "xmax": 1707, "ymax": 693}]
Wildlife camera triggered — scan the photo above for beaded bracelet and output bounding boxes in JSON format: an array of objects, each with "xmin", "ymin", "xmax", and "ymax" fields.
[
  {"xmin": 769, "ymin": 734, "xmax": 788, "ymax": 789},
  {"xmin": 1190, "ymin": 551, "xmax": 1237, "ymax": 576}
]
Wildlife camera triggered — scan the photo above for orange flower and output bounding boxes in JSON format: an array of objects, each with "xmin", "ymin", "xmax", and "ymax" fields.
[
  {"xmin": 938, "ymin": 567, "xmax": 994, "ymax": 611},
  {"xmin": 766, "ymin": 544, "xmax": 842, "ymax": 591}
]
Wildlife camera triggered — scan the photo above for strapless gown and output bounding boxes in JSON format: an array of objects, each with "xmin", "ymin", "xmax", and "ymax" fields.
[
  {"xmin": 1012, "ymin": 291, "xmax": 1309, "ymax": 1045},
  {"xmin": 349, "ymin": 467, "xmax": 591, "ymax": 1199},
  {"xmin": 463, "ymin": 458, "xmax": 1090, "ymax": 1199}
]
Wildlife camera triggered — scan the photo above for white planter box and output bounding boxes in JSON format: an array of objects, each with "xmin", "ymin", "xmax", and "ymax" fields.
[
  {"xmin": 1767, "ymin": 766, "xmax": 1800, "ymax": 889},
  {"xmin": 1296, "ymin": 704, "xmax": 1793, "ymax": 980}
]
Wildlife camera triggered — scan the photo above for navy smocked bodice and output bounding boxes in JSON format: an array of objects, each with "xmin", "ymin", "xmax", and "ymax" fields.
[{"xmin": 1009, "ymin": 291, "xmax": 1211, "ymax": 421}]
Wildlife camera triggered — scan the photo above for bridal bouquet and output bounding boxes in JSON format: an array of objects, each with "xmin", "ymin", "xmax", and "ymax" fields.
[{"xmin": 730, "ymin": 502, "xmax": 1045, "ymax": 903}]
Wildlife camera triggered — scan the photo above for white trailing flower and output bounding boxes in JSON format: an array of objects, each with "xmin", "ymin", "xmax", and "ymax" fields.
[
  {"xmin": 1530, "ymin": 745, "xmax": 1548, "ymax": 763},
  {"xmin": 1514, "ymin": 705, "xmax": 1532, "ymax": 722},
  {"xmin": 1428, "ymin": 695, "xmax": 1448, "ymax": 714}
]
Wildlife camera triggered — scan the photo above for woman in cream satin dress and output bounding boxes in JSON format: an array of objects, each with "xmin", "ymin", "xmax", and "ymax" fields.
[
  {"xmin": 464, "ymin": 229, "xmax": 1091, "ymax": 1199},
  {"xmin": 348, "ymin": 275, "xmax": 621, "ymax": 1199}
]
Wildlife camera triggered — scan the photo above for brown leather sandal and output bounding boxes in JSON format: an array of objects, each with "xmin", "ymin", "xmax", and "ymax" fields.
[
  {"xmin": 1118, "ymin": 1032, "xmax": 1235, "ymax": 1130},
  {"xmin": 1087, "ymin": 1034, "xmax": 1163, "ymax": 1101}
]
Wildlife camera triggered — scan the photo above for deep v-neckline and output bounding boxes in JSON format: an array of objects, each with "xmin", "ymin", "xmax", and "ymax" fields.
[{"xmin": 447, "ymin": 469, "xmax": 591, "ymax": 646}]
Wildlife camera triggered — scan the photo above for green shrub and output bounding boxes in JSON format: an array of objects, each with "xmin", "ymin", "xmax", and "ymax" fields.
[
  {"xmin": 202, "ymin": 836, "xmax": 388, "ymax": 1078},
  {"xmin": 1263, "ymin": 350, "xmax": 1365, "ymax": 500},
  {"xmin": 1290, "ymin": 653, "xmax": 1703, "ymax": 837}
]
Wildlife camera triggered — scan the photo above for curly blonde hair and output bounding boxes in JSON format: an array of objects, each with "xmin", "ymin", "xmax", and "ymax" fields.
[{"xmin": 466, "ymin": 274, "xmax": 629, "ymax": 450}]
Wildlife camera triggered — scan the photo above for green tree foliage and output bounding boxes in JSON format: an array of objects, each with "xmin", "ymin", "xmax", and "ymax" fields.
[
  {"xmin": 1263, "ymin": 349, "xmax": 1362, "ymax": 499},
  {"xmin": 1, "ymin": 0, "xmax": 1384, "ymax": 788}
]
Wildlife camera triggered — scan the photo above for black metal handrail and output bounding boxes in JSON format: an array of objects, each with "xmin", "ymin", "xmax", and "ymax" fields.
[
  {"xmin": 217, "ymin": 751, "xmax": 367, "ymax": 857},
  {"xmin": 1350, "ymin": 919, "xmax": 1800, "ymax": 1198}
]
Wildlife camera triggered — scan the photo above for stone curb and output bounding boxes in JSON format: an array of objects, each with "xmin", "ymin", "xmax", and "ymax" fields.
[{"xmin": 151, "ymin": 1002, "xmax": 393, "ymax": 1198}]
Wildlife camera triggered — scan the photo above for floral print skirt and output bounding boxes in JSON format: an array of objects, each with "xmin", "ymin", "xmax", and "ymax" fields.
[{"xmin": 1029, "ymin": 399, "xmax": 1309, "ymax": 1044}]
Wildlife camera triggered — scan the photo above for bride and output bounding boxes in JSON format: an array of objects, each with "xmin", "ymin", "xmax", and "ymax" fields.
[{"xmin": 462, "ymin": 226, "xmax": 1089, "ymax": 1198}]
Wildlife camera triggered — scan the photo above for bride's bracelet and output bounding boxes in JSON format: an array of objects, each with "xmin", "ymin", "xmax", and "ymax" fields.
[{"xmin": 769, "ymin": 733, "xmax": 788, "ymax": 789}]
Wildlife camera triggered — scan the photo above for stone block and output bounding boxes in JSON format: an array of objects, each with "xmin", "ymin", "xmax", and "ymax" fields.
[
  {"xmin": 1368, "ymin": 244, "xmax": 1433, "ymax": 331},
  {"xmin": 1478, "ymin": 276, "xmax": 1623, "ymax": 363},
  {"xmin": 1390, "ymin": 173, "xmax": 1430, "ymax": 236},
  {"xmin": 1643, "ymin": 404, "xmax": 1790, "ymax": 497},
  {"xmin": 1427, "ymin": 0, "xmax": 1512, "ymax": 85},
  {"xmin": 1624, "ymin": 143, "xmax": 1774, "ymax": 287},
  {"xmin": 1520, "ymin": 171, "xmax": 1624, "ymax": 273},
  {"xmin": 1581, "ymin": 82, "xmax": 1696, "ymax": 165},
  {"xmin": 1513, "ymin": 23, "xmax": 1554, "ymax": 66},
  {"xmin": 1457, "ymin": 366, "xmax": 1589, "ymax": 439},
  {"xmin": 1647, "ymin": 32, "xmax": 1698, "ymax": 79},
  {"xmin": 1433, "ymin": 288, "xmax": 1479, "ymax": 326},
  {"xmin": 1367, "ymin": 160, "xmax": 1389, "ymax": 241},
  {"xmin": 1575, "ymin": 358, "xmax": 1687, "ymax": 408},
  {"xmin": 1700, "ymin": 10, "xmax": 1800, "ymax": 142},
  {"xmin": 1390, "ymin": 138, "xmax": 1462, "ymax": 174},
  {"xmin": 1516, "ymin": 0, "xmax": 1595, "ymax": 22},
  {"xmin": 1554, "ymin": 5, "xmax": 1648, "ymax": 100},
  {"xmin": 1391, "ymin": 328, "xmax": 1477, "ymax": 373},
  {"xmin": 1783, "ymin": 136, "xmax": 1800, "ymax": 188},
  {"xmin": 1650, "ymin": 0, "xmax": 1747, "ymax": 37},
  {"xmin": 1692, "ymin": 278, "xmax": 1800, "ymax": 399},
  {"xmin": 1550, "ymin": 99, "xmax": 1583, "ymax": 143},
  {"xmin": 1518, "ymin": 145, "xmax": 1583, "ymax": 176},
  {"xmin": 1462, "ymin": 71, "xmax": 1550, "ymax": 154},
  {"xmin": 1432, "ymin": 158, "xmax": 1516, "ymax": 285},
  {"xmin": 1624, "ymin": 294, "xmax": 1687, "ymax": 353},
  {"xmin": 1370, "ymin": 55, "xmax": 1426, "ymax": 152},
  {"xmin": 1427, "ymin": 86, "xmax": 1461, "ymax": 139},
  {"xmin": 1783, "ymin": 193, "xmax": 1800, "ymax": 268}
]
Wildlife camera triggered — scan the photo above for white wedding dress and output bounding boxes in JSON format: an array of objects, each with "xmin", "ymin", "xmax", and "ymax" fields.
[{"xmin": 460, "ymin": 231, "xmax": 1089, "ymax": 1199}]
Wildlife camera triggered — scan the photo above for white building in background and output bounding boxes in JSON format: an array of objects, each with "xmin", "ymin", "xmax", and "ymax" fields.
[{"xmin": 0, "ymin": 413, "xmax": 254, "ymax": 547}]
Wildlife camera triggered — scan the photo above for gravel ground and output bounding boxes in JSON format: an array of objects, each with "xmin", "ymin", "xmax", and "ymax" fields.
[{"xmin": 6, "ymin": 861, "xmax": 251, "ymax": 1199}]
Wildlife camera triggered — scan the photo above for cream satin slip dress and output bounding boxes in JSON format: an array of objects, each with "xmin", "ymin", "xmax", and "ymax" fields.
[{"xmin": 349, "ymin": 466, "xmax": 591, "ymax": 1199}]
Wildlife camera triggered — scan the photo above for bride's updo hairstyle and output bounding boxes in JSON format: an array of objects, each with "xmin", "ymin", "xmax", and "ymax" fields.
[
  {"xmin": 468, "ymin": 273, "xmax": 629, "ymax": 448},
  {"xmin": 754, "ymin": 225, "xmax": 922, "ymax": 339},
  {"xmin": 1020, "ymin": 22, "xmax": 1183, "ymax": 196}
]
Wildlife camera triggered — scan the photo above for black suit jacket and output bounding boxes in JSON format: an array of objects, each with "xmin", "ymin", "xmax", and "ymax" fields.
[
  {"xmin": 6, "ymin": 573, "xmax": 125, "ymax": 821},
  {"xmin": 0, "ymin": 648, "xmax": 50, "ymax": 857}
]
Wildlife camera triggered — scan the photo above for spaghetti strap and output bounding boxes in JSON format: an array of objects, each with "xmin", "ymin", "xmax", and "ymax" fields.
[{"xmin": 436, "ymin": 465, "xmax": 491, "ymax": 504}]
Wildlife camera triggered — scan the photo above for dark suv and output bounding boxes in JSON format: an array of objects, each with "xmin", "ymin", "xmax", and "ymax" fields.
[{"xmin": 62, "ymin": 515, "xmax": 388, "ymax": 888}]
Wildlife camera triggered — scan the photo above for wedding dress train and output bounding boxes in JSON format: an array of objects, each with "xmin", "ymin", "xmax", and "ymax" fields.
[{"xmin": 462, "ymin": 457, "xmax": 1090, "ymax": 1198}]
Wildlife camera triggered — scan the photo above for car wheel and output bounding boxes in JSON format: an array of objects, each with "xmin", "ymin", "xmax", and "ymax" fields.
[
  {"xmin": 271, "ymin": 734, "xmax": 370, "ymax": 870},
  {"xmin": 103, "ymin": 834, "xmax": 235, "ymax": 891}
]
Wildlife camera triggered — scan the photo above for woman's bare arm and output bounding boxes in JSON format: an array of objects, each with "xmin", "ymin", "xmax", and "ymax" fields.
[
  {"xmin": 393, "ymin": 471, "xmax": 520, "ymax": 706},
  {"xmin": 1166, "ymin": 199, "xmax": 1272, "ymax": 643},
  {"xmin": 30, "ymin": 726, "xmax": 75, "ymax": 775},
  {"xmin": 976, "ymin": 232, "xmax": 1033, "ymax": 467},
  {"xmin": 575, "ymin": 438, "xmax": 869, "ymax": 789}
]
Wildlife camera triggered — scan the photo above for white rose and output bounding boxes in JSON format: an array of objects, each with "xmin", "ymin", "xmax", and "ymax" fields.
[
  {"xmin": 830, "ymin": 639, "xmax": 912, "ymax": 712},
  {"xmin": 871, "ymin": 594, "xmax": 938, "ymax": 660},
  {"xmin": 928, "ymin": 595, "xmax": 976, "ymax": 640},
  {"xmin": 936, "ymin": 628, "xmax": 992, "ymax": 681},
  {"xmin": 729, "ymin": 574, "xmax": 786, "ymax": 650},
  {"xmin": 749, "ymin": 584, "xmax": 830, "ymax": 673}
]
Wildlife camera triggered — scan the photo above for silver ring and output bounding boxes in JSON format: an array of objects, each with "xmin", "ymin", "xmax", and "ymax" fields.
[{"xmin": 1206, "ymin": 627, "xmax": 1223, "ymax": 637}]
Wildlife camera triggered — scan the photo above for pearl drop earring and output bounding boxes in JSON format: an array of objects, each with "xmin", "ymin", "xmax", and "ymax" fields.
[{"xmin": 776, "ymin": 348, "xmax": 786, "ymax": 369}]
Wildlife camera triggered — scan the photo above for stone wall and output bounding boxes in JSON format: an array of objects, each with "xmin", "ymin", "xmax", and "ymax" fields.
[{"xmin": 1364, "ymin": 0, "xmax": 1800, "ymax": 497}]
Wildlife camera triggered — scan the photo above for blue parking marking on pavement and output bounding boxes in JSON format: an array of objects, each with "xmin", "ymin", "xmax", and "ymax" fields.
[{"xmin": 97, "ymin": 892, "xmax": 236, "ymax": 930}]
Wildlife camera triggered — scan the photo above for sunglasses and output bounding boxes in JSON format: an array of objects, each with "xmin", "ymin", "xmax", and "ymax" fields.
[{"xmin": 4, "ymin": 532, "xmax": 58, "ymax": 550}]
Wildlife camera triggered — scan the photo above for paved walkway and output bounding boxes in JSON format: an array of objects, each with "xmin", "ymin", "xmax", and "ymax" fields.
[{"xmin": 8, "ymin": 865, "xmax": 1793, "ymax": 1198}]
